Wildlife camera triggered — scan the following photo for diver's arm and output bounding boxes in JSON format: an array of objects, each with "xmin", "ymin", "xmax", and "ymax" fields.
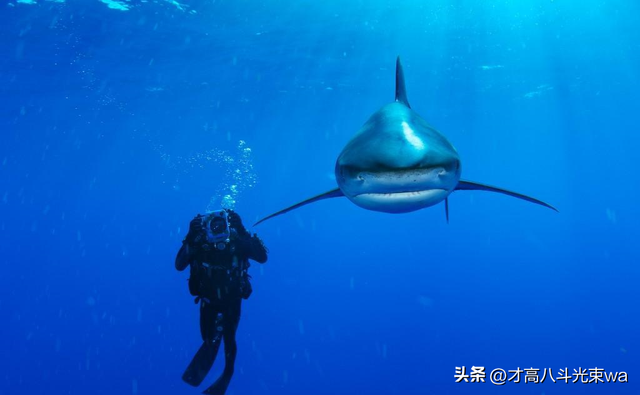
[
  {"xmin": 247, "ymin": 234, "xmax": 268, "ymax": 264},
  {"xmin": 228, "ymin": 210, "xmax": 267, "ymax": 263},
  {"xmin": 175, "ymin": 242, "xmax": 194, "ymax": 271},
  {"xmin": 176, "ymin": 215, "xmax": 205, "ymax": 271},
  {"xmin": 233, "ymin": 231, "xmax": 267, "ymax": 263}
]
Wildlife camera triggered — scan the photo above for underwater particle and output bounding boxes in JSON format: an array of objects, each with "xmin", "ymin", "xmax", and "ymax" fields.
[
  {"xmin": 480, "ymin": 65, "xmax": 504, "ymax": 70},
  {"xmin": 157, "ymin": 139, "xmax": 256, "ymax": 211},
  {"xmin": 132, "ymin": 379, "xmax": 138, "ymax": 394},
  {"xmin": 100, "ymin": 0, "xmax": 130, "ymax": 11},
  {"xmin": 418, "ymin": 295, "xmax": 434, "ymax": 307},
  {"xmin": 620, "ymin": 347, "xmax": 627, "ymax": 353},
  {"xmin": 165, "ymin": 0, "xmax": 186, "ymax": 11},
  {"xmin": 524, "ymin": 84, "xmax": 554, "ymax": 99},
  {"xmin": 15, "ymin": 42, "xmax": 24, "ymax": 60},
  {"xmin": 85, "ymin": 348, "xmax": 92, "ymax": 370},
  {"xmin": 315, "ymin": 360, "xmax": 323, "ymax": 375},
  {"xmin": 145, "ymin": 86, "xmax": 164, "ymax": 92},
  {"xmin": 304, "ymin": 349, "xmax": 311, "ymax": 364},
  {"xmin": 86, "ymin": 297, "xmax": 96, "ymax": 306},
  {"xmin": 17, "ymin": 0, "xmax": 37, "ymax": 4},
  {"xmin": 298, "ymin": 320, "xmax": 305, "ymax": 335},
  {"xmin": 221, "ymin": 194, "xmax": 236, "ymax": 209},
  {"xmin": 606, "ymin": 208, "xmax": 617, "ymax": 223}
]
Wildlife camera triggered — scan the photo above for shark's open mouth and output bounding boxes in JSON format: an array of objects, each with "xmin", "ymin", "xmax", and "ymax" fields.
[
  {"xmin": 355, "ymin": 188, "xmax": 447, "ymax": 198},
  {"xmin": 349, "ymin": 188, "xmax": 450, "ymax": 213}
]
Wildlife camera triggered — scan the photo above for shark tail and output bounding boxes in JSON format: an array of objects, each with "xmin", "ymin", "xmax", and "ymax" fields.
[
  {"xmin": 455, "ymin": 180, "xmax": 558, "ymax": 212},
  {"xmin": 253, "ymin": 188, "xmax": 344, "ymax": 226}
]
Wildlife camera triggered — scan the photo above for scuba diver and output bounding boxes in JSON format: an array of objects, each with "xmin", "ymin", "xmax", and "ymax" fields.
[{"xmin": 175, "ymin": 209, "xmax": 267, "ymax": 395}]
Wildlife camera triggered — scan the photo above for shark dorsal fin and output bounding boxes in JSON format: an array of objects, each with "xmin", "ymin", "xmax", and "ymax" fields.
[{"xmin": 395, "ymin": 56, "xmax": 411, "ymax": 108}]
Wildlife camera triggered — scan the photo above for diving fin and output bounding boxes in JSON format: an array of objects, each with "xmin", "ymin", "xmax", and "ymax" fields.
[
  {"xmin": 182, "ymin": 337, "xmax": 222, "ymax": 387},
  {"xmin": 455, "ymin": 180, "xmax": 558, "ymax": 212},
  {"xmin": 254, "ymin": 187, "xmax": 344, "ymax": 226},
  {"xmin": 202, "ymin": 374, "xmax": 231, "ymax": 395}
]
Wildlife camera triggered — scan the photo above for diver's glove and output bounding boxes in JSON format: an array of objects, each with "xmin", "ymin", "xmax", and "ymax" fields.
[
  {"xmin": 185, "ymin": 214, "xmax": 205, "ymax": 245},
  {"xmin": 227, "ymin": 210, "xmax": 248, "ymax": 236}
]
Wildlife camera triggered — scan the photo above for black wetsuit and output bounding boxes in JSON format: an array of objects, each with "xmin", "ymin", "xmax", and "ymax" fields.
[{"xmin": 176, "ymin": 222, "xmax": 267, "ymax": 394}]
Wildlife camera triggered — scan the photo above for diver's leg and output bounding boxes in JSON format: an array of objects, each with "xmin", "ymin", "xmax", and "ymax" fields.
[
  {"xmin": 223, "ymin": 298, "xmax": 242, "ymax": 375},
  {"xmin": 202, "ymin": 299, "xmax": 242, "ymax": 395},
  {"xmin": 182, "ymin": 301, "xmax": 223, "ymax": 387}
]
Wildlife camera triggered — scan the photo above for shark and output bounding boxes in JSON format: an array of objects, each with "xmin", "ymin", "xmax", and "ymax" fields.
[{"xmin": 255, "ymin": 57, "xmax": 556, "ymax": 226}]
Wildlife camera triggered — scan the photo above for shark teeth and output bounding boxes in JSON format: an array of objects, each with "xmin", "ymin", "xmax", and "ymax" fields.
[{"xmin": 357, "ymin": 189, "xmax": 446, "ymax": 198}]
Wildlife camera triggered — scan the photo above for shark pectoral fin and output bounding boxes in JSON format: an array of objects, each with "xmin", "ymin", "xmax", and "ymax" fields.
[
  {"xmin": 455, "ymin": 180, "xmax": 558, "ymax": 212},
  {"xmin": 254, "ymin": 188, "xmax": 344, "ymax": 226},
  {"xmin": 445, "ymin": 197, "xmax": 450, "ymax": 224}
]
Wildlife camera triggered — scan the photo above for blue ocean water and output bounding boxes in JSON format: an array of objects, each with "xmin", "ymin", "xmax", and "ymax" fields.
[{"xmin": 1, "ymin": 0, "xmax": 639, "ymax": 394}]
